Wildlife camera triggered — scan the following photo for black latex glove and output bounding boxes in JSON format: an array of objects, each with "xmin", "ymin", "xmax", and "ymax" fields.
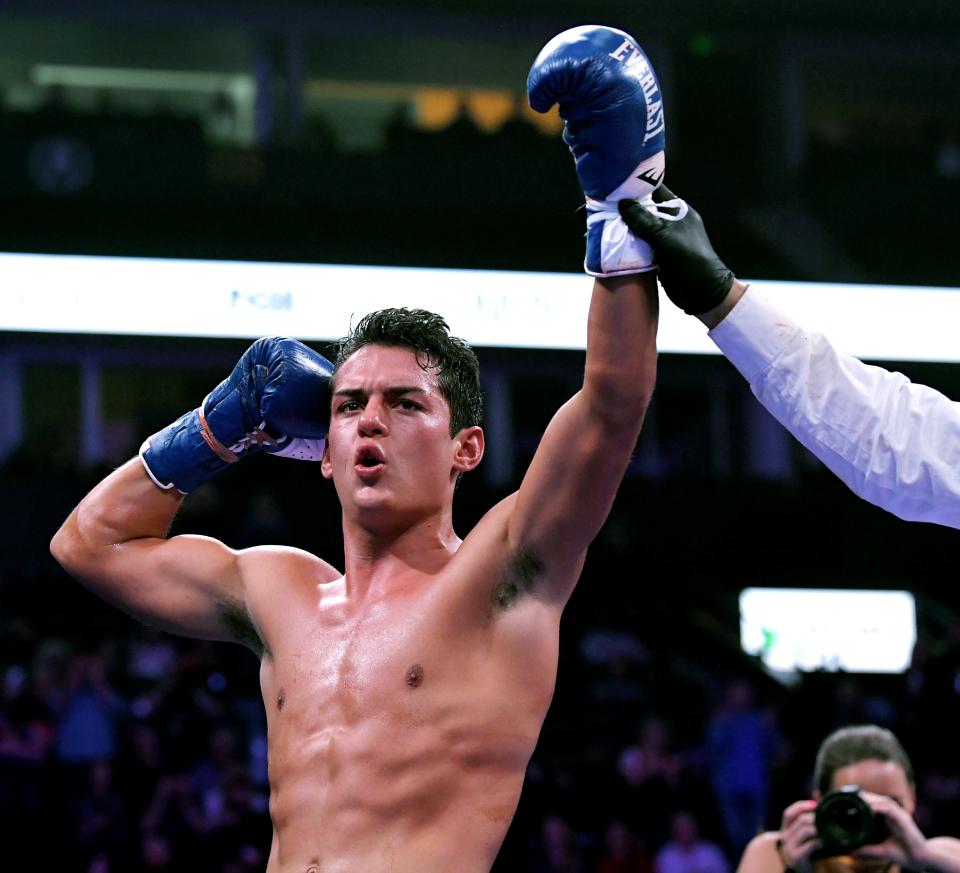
[{"xmin": 619, "ymin": 185, "xmax": 734, "ymax": 316}]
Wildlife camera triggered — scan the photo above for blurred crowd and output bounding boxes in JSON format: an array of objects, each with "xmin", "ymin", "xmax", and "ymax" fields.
[{"xmin": 0, "ymin": 615, "xmax": 271, "ymax": 871}]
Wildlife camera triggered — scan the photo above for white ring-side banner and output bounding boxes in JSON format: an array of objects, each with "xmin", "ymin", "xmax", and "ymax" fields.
[{"xmin": 2, "ymin": 251, "xmax": 959, "ymax": 362}]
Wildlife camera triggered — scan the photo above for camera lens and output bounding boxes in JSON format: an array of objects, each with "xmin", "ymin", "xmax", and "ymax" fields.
[{"xmin": 815, "ymin": 786, "xmax": 888, "ymax": 855}]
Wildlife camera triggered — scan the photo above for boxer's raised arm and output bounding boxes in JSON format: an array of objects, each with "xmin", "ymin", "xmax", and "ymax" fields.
[
  {"xmin": 507, "ymin": 273, "xmax": 658, "ymax": 601},
  {"xmin": 51, "ymin": 336, "xmax": 332, "ymax": 646},
  {"xmin": 509, "ymin": 26, "xmax": 663, "ymax": 601}
]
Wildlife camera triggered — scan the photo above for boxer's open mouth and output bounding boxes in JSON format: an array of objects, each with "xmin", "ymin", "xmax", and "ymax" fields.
[{"xmin": 355, "ymin": 444, "xmax": 386, "ymax": 473}]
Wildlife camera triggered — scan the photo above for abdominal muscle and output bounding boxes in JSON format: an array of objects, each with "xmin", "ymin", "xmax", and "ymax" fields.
[
  {"xmin": 257, "ymin": 615, "xmax": 551, "ymax": 873},
  {"xmin": 263, "ymin": 702, "xmax": 533, "ymax": 873},
  {"xmin": 250, "ymin": 544, "xmax": 562, "ymax": 873}
]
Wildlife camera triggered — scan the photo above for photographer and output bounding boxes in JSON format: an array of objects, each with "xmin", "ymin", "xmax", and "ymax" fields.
[{"xmin": 737, "ymin": 725, "xmax": 960, "ymax": 873}]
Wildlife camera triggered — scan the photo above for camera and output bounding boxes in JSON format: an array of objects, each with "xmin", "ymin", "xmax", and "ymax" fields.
[{"xmin": 815, "ymin": 785, "xmax": 889, "ymax": 856}]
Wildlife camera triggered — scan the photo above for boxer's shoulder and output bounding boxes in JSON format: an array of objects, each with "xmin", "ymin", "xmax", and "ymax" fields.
[
  {"xmin": 233, "ymin": 545, "xmax": 340, "ymax": 656},
  {"xmin": 239, "ymin": 545, "xmax": 341, "ymax": 602}
]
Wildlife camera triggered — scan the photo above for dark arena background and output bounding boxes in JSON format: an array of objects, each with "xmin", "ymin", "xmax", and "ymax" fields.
[{"xmin": 3, "ymin": 2, "xmax": 960, "ymax": 871}]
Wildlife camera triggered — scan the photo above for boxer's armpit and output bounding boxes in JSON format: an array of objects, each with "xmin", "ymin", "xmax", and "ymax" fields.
[
  {"xmin": 492, "ymin": 546, "xmax": 545, "ymax": 611},
  {"xmin": 218, "ymin": 597, "xmax": 267, "ymax": 656}
]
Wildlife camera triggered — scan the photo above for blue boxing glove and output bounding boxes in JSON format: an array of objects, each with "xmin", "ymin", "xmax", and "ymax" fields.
[
  {"xmin": 140, "ymin": 337, "xmax": 332, "ymax": 494},
  {"xmin": 527, "ymin": 25, "xmax": 666, "ymax": 277}
]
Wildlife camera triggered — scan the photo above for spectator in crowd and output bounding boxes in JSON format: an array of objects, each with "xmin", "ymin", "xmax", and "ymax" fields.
[
  {"xmin": 56, "ymin": 647, "xmax": 124, "ymax": 770},
  {"xmin": 655, "ymin": 811, "xmax": 730, "ymax": 873},
  {"xmin": 126, "ymin": 629, "xmax": 178, "ymax": 693},
  {"xmin": 142, "ymin": 770, "xmax": 211, "ymax": 862},
  {"xmin": 706, "ymin": 678, "xmax": 782, "ymax": 858},
  {"xmin": 597, "ymin": 819, "xmax": 655, "ymax": 873},
  {"xmin": 76, "ymin": 759, "xmax": 130, "ymax": 868},
  {"xmin": 614, "ymin": 715, "xmax": 692, "ymax": 848},
  {"xmin": 137, "ymin": 832, "xmax": 176, "ymax": 873},
  {"xmin": 531, "ymin": 813, "xmax": 588, "ymax": 873},
  {"xmin": 203, "ymin": 763, "xmax": 271, "ymax": 871}
]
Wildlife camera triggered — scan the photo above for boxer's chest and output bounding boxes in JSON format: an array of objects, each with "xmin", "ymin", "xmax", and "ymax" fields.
[{"xmin": 269, "ymin": 581, "xmax": 478, "ymax": 726}]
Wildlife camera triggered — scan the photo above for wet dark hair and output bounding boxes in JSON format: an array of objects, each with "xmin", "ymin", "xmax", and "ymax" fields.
[
  {"xmin": 813, "ymin": 724, "xmax": 914, "ymax": 795},
  {"xmin": 332, "ymin": 307, "xmax": 484, "ymax": 436}
]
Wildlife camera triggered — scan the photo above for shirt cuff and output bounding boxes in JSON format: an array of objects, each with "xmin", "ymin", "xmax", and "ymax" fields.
[{"xmin": 708, "ymin": 287, "xmax": 802, "ymax": 383}]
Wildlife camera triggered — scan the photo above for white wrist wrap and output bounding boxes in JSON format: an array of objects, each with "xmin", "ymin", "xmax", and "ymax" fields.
[
  {"xmin": 583, "ymin": 151, "xmax": 664, "ymax": 277},
  {"xmin": 270, "ymin": 437, "xmax": 326, "ymax": 461}
]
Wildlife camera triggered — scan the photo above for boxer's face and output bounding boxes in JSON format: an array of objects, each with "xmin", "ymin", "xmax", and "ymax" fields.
[{"xmin": 322, "ymin": 344, "xmax": 482, "ymax": 524}]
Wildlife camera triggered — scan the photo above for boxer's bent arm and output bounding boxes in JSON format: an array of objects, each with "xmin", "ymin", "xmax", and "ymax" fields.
[
  {"xmin": 50, "ymin": 457, "xmax": 252, "ymax": 645},
  {"xmin": 508, "ymin": 273, "xmax": 658, "ymax": 600},
  {"xmin": 711, "ymin": 287, "xmax": 960, "ymax": 529}
]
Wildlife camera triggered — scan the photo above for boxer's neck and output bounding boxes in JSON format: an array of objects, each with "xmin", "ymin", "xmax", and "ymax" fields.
[{"xmin": 340, "ymin": 510, "xmax": 461, "ymax": 597}]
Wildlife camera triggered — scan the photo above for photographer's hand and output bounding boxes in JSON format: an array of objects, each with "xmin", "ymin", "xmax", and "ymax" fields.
[
  {"xmin": 735, "ymin": 801, "xmax": 821, "ymax": 873},
  {"xmin": 778, "ymin": 800, "xmax": 822, "ymax": 873},
  {"xmin": 853, "ymin": 791, "xmax": 953, "ymax": 872}
]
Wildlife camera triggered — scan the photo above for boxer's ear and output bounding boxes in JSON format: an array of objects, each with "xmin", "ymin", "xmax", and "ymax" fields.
[
  {"xmin": 452, "ymin": 426, "xmax": 484, "ymax": 474},
  {"xmin": 321, "ymin": 440, "xmax": 333, "ymax": 479}
]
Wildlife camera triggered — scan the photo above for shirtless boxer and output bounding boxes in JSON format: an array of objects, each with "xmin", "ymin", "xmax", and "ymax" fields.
[
  {"xmin": 50, "ymin": 25, "xmax": 666, "ymax": 873},
  {"xmin": 619, "ymin": 185, "xmax": 960, "ymax": 530}
]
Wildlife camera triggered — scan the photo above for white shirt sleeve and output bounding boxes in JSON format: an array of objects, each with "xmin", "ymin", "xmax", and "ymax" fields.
[{"xmin": 708, "ymin": 286, "xmax": 960, "ymax": 529}]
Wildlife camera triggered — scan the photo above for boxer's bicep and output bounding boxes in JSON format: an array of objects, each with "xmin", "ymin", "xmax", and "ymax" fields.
[
  {"xmin": 108, "ymin": 534, "xmax": 245, "ymax": 642},
  {"xmin": 51, "ymin": 458, "xmax": 255, "ymax": 646},
  {"xmin": 57, "ymin": 521, "xmax": 253, "ymax": 646}
]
